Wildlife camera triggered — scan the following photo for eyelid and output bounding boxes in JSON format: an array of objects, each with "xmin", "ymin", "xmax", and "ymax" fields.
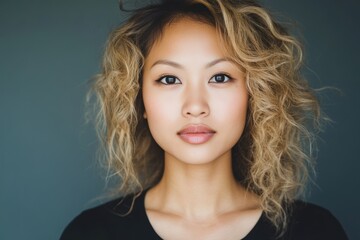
[
  {"xmin": 155, "ymin": 75, "xmax": 182, "ymax": 85},
  {"xmin": 208, "ymin": 73, "xmax": 233, "ymax": 83}
]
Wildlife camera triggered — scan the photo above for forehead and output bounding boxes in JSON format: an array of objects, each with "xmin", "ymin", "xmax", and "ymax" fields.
[{"xmin": 144, "ymin": 18, "xmax": 226, "ymax": 65}]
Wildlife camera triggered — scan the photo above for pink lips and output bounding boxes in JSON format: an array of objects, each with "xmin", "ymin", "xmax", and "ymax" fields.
[{"xmin": 177, "ymin": 124, "xmax": 216, "ymax": 144}]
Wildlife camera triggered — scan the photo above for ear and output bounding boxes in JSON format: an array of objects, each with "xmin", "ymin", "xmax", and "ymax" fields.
[{"xmin": 143, "ymin": 112, "xmax": 147, "ymax": 119}]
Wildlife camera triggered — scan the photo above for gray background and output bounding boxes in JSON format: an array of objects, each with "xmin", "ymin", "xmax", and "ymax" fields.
[{"xmin": 1, "ymin": 0, "xmax": 359, "ymax": 239}]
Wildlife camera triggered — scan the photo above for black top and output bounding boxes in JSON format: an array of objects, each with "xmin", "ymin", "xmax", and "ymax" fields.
[{"xmin": 60, "ymin": 190, "xmax": 348, "ymax": 240}]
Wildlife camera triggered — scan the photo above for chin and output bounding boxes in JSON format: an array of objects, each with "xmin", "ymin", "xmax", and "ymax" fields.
[{"xmin": 166, "ymin": 148, "xmax": 231, "ymax": 166}]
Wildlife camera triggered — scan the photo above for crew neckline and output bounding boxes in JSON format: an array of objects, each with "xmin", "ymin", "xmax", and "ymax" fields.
[{"xmin": 138, "ymin": 189, "xmax": 266, "ymax": 240}]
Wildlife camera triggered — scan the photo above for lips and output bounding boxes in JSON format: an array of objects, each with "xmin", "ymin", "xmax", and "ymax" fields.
[{"xmin": 177, "ymin": 124, "xmax": 216, "ymax": 144}]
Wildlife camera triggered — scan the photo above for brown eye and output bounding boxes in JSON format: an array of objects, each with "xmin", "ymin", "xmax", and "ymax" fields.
[
  {"xmin": 157, "ymin": 75, "xmax": 181, "ymax": 85},
  {"xmin": 209, "ymin": 74, "xmax": 231, "ymax": 83}
]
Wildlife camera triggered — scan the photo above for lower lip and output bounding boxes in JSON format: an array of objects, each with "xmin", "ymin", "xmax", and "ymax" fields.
[{"xmin": 178, "ymin": 132, "xmax": 215, "ymax": 144}]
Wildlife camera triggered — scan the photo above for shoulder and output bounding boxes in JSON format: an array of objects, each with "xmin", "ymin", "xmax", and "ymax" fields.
[
  {"xmin": 285, "ymin": 200, "xmax": 348, "ymax": 240},
  {"xmin": 60, "ymin": 193, "xmax": 148, "ymax": 240}
]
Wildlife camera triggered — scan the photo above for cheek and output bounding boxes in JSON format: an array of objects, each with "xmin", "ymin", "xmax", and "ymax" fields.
[
  {"xmin": 212, "ymin": 90, "xmax": 248, "ymax": 125},
  {"xmin": 215, "ymin": 92, "xmax": 248, "ymax": 147},
  {"xmin": 143, "ymin": 93, "xmax": 183, "ymax": 154},
  {"xmin": 142, "ymin": 90, "xmax": 180, "ymax": 141}
]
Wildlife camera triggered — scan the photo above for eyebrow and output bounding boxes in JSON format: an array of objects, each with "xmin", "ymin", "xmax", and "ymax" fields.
[{"xmin": 150, "ymin": 58, "xmax": 231, "ymax": 69}]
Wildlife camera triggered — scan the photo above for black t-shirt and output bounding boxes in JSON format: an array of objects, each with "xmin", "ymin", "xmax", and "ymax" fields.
[{"xmin": 60, "ymin": 190, "xmax": 348, "ymax": 240}]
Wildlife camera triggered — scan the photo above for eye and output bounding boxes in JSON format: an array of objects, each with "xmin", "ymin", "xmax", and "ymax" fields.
[
  {"xmin": 157, "ymin": 75, "xmax": 181, "ymax": 85},
  {"xmin": 209, "ymin": 74, "xmax": 232, "ymax": 83}
]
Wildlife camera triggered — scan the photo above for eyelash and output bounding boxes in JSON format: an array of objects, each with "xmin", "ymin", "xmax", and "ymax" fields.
[
  {"xmin": 209, "ymin": 73, "xmax": 232, "ymax": 83},
  {"xmin": 156, "ymin": 75, "xmax": 181, "ymax": 85},
  {"xmin": 155, "ymin": 73, "xmax": 233, "ymax": 85}
]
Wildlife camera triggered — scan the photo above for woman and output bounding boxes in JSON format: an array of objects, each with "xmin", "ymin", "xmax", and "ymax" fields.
[{"xmin": 61, "ymin": 0, "xmax": 348, "ymax": 239}]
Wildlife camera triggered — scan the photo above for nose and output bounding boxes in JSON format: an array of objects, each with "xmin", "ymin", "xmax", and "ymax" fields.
[{"xmin": 182, "ymin": 87, "xmax": 210, "ymax": 118}]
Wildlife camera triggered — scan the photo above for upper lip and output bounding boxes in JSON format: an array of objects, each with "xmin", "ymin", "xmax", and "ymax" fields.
[{"xmin": 177, "ymin": 124, "xmax": 216, "ymax": 135}]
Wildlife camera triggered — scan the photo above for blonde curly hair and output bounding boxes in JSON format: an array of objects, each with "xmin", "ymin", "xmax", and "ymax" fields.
[{"xmin": 91, "ymin": 0, "xmax": 322, "ymax": 234}]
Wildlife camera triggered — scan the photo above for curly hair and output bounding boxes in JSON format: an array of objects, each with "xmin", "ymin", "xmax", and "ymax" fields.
[{"xmin": 91, "ymin": 0, "xmax": 322, "ymax": 234}]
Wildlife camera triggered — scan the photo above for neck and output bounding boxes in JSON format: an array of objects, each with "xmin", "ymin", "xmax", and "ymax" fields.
[{"xmin": 147, "ymin": 151, "xmax": 248, "ymax": 221}]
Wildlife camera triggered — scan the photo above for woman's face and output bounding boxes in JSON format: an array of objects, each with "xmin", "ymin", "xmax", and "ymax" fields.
[{"xmin": 142, "ymin": 18, "xmax": 248, "ymax": 165}]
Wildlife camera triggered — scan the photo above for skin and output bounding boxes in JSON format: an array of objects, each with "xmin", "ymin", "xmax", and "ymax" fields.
[{"xmin": 142, "ymin": 18, "xmax": 262, "ymax": 240}]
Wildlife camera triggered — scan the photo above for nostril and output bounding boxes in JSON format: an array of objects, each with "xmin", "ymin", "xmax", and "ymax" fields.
[
  {"xmin": 186, "ymin": 111, "xmax": 207, "ymax": 116},
  {"xmin": 182, "ymin": 100, "xmax": 210, "ymax": 117}
]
